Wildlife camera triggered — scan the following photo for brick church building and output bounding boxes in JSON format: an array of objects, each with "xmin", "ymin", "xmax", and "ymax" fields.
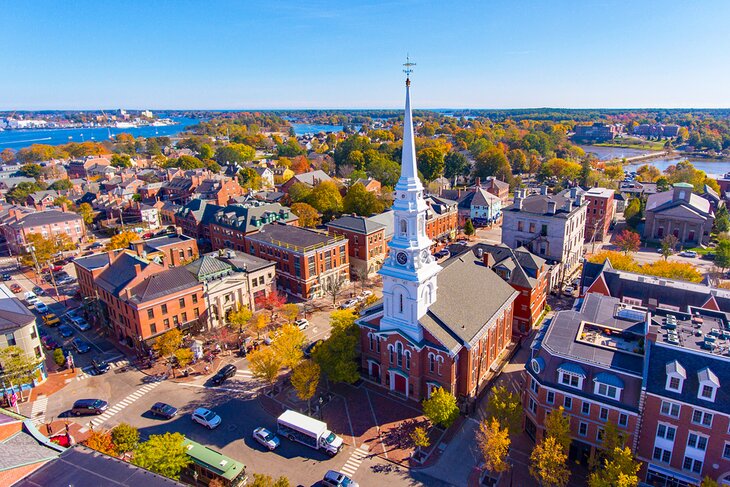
[{"xmin": 356, "ymin": 72, "xmax": 518, "ymax": 404}]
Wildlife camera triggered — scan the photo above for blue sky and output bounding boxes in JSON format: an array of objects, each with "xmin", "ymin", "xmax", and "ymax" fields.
[{"xmin": 2, "ymin": 0, "xmax": 729, "ymax": 109}]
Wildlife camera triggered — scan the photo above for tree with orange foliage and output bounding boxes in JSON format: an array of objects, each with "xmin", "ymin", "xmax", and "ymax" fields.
[
  {"xmin": 291, "ymin": 155, "xmax": 311, "ymax": 174},
  {"xmin": 588, "ymin": 251, "xmax": 640, "ymax": 273},
  {"xmin": 614, "ymin": 230, "xmax": 641, "ymax": 255},
  {"xmin": 85, "ymin": 430, "xmax": 116, "ymax": 456}
]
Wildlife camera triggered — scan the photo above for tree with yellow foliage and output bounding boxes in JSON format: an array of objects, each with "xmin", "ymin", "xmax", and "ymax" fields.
[
  {"xmin": 529, "ymin": 436, "xmax": 570, "ymax": 487},
  {"xmin": 477, "ymin": 418, "xmax": 511, "ymax": 475},
  {"xmin": 271, "ymin": 323, "xmax": 306, "ymax": 370},
  {"xmin": 588, "ymin": 446, "xmax": 640, "ymax": 487},
  {"xmin": 249, "ymin": 312, "xmax": 270, "ymax": 340},
  {"xmin": 106, "ymin": 230, "xmax": 140, "ymax": 251}
]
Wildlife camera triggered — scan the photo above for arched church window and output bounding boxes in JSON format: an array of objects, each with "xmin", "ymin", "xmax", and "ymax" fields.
[
  {"xmin": 369, "ymin": 333, "xmax": 374, "ymax": 351},
  {"xmin": 405, "ymin": 351, "xmax": 411, "ymax": 370},
  {"xmin": 400, "ymin": 219, "xmax": 407, "ymax": 236},
  {"xmin": 429, "ymin": 353, "xmax": 435, "ymax": 373},
  {"xmin": 388, "ymin": 344, "xmax": 394, "ymax": 364},
  {"xmin": 399, "ymin": 293, "xmax": 404, "ymax": 314},
  {"xmin": 396, "ymin": 342, "xmax": 403, "ymax": 367}
]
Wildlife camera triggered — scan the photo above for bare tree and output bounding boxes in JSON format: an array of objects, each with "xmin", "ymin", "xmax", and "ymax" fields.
[
  {"xmin": 322, "ymin": 273, "xmax": 348, "ymax": 308},
  {"xmin": 351, "ymin": 265, "xmax": 370, "ymax": 294}
]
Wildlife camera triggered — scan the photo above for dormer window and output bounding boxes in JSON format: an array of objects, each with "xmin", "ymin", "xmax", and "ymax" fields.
[
  {"xmin": 697, "ymin": 368, "xmax": 719, "ymax": 402},
  {"xmin": 557, "ymin": 363, "xmax": 586, "ymax": 389},
  {"xmin": 665, "ymin": 360, "xmax": 686, "ymax": 393},
  {"xmin": 594, "ymin": 373, "xmax": 624, "ymax": 401}
]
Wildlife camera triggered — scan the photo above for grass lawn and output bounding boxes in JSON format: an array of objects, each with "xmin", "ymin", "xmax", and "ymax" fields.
[{"xmin": 595, "ymin": 137, "xmax": 666, "ymax": 151}]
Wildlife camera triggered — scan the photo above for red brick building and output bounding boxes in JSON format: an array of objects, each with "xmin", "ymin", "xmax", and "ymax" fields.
[
  {"xmin": 74, "ymin": 250, "xmax": 204, "ymax": 350},
  {"xmin": 129, "ymin": 233, "xmax": 199, "ymax": 267},
  {"xmin": 523, "ymin": 294, "xmax": 646, "ymax": 466},
  {"xmin": 477, "ymin": 243, "xmax": 548, "ymax": 337},
  {"xmin": 209, "ymin": 203, "xmax": 299, "ymax": 253},
  {"xmin": 326, "ymin": 215, "xmax": 387, "ymax": 278},
  {"xmin": 192, "ymin": 178, "xmax": 245, "ymax": 206},
  {"xmin": 582, "ymin": 187, "xmax": 615, "ymax": 243},
  {"xmin": 244, "ymin": 223, "xmax": 348, "ymax": 300},
  {"xmin": 0, "ymin": 206, "xmax": 86, "ymax": 255}
]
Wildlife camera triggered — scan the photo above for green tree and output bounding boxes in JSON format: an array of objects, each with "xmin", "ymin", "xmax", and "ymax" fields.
[
  {"xmin": 173, "ymin": 348, "xmax": 194, "ymax": 368},
  {"xmin": 132, "ymin": 432, "xmax": 191, "ymax": 480},
  {"xmin": 544, "ymin": 406, "xmax": 571, "ymax": 453},
  {"xmin": 152, "ymin": 329, "xmax": 183, "ymax": 364},
  {"xmin": 54, "ymin": 195, "xmax": 73, "ymax": 209},
  {"xmin": 248, "ymin": 347, "xmax": 282, "ymax": 393},
  {"xmin": 422, "ymin": 387, "xmax": 459, "ymax": 428},
  {"xmin": 287, "ymin": 182, "xmax": 313, "ymax": 204},
  {"xmin": 238, "ymin": 167, "xmax": 263, "ymax": 190},
  {"xmin": 53, "ymin": 348, "xmax": 65, "ymax": 367},
  {"xmin": 19, "ymin": 233, "xmax": 59, "ymax": 269},
  {"xmin": 19, "ymin": 163, "xmax": 43, "ymax": 179},
  {"xmin": 198, "ymin": 143, "xmax": 214, "ymax": 160},
  {"xmin": 312, "ymin": 310, "xmax": 359, "ymax": 384},
  {"xmin": 249, "ymin": 473, "xmax": 291, "ymax": 487},
  {"xmin": 529, "ymin": 436, "xmax": 570, "ymax": 487},
  {"xmin": 716, "ymin": 239, "xmax": 730, "ymax": 271},
  {"xmin": 49, "ymin": 178, "xmax": 73, "ymax": 191},
  {"xmin": 660, "ymin": 234, "xmax": 678, "ymax": 260},
  {"xmin": 7, "ymin": 181, "xmax": 44, "ymax": 203},
  {"xmin": 366, "ymin": 156, "xmax": 401, "ymax": 187},
  {"xmin": 478, "ymin": 418, "xmax": 511, "ymax": 475},
  {"xmin": 417, "ymin": 147, "xmax": 446, "ymax": 182},
  {"xmin": 343, "ymin": 182, "xmax": 384, "ymax": 216},
  {"xmin": 306, "ymin": 180, "xmax": 343, "ymax": 221},
  {"xmin": 463, "ymin": 218, "xmax": 475, "ymax": 237},
  {"xmin": 623, "ymin": 198, "xmax": 643, "ymax": 228},
  {"xmin": 290, "ymin": 202, "xmax": 320, "ymax": 227},
  {"xmin": 215, "ymin": 143, "xmax": 256, "ymax": 164},
  {"xmin": 444, "ymin": 151, "xmax": 470, "ymax": 181},
  {"xmin": 110, "ymin": 154, "xmax": 132, "ymax": 168},
  {"xmin": 111, "ymin": 423, "xmax": 139, "ymax": 454},
  {"xmin": 0, "ymin": 346, "xmax": 42, "ymax": 390},
  {"xmin": 485, "ymin": 385, "xmax": 522, "ymax": 434},
  {"xmin": 474, "ymin": 147, "xmax": 512, "ymax": 182},
  {"xmin": 715, "ymin": 206, "xmax": 730, "ymax": 233},
  {"xmin": 588, "ymin": 447, "xmax": 640, "ymax": 487},
  {"xmin": 290, "ymin": 359, "xmax": 320, "ymax": 414}
]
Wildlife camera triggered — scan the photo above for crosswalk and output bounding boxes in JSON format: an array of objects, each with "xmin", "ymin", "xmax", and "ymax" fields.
[
  {"xmin": 30, "ymin": 396, "xmax": 48, "ymax": 425},
  {"xmin": 340, "ymin": 444, "xmax": 369, "ymax": 478},
  {"xmin": 77, "ymin": 357, "xmax": 129, "ymax": 381},
  {"xmin": 89, "ymin": 379, "xmax": 161, "ymax": 428}
]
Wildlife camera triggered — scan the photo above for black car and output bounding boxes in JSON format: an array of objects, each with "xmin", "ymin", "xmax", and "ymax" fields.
[
  {"xmin": 72, "ymin": 338, "xmax": 91, "ymax": 354},
  {"xmin": 71, "ymin": 399, "xmax": 108, "ymax": 416},
  {"xmin": 1, "ymin": 273, "xmax": 10, "ymax": 281},
  {"xmin": 150, "ymin": 402, "xmax": 178, "ymax": 419},
  {"xmin": 91, "ymin": 360, "xmax": 110, "ymax": 374},
  {"xmin": 211, "ymin": 364, "xmax": 237, "ymax": 385},
  {"xmin": 303, "ymin": 339, "xmax": 323, "ymax": 359}
]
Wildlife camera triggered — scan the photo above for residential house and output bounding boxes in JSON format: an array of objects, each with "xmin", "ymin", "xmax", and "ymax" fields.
[
  {"xmin": 279, "ymin": 169, "xmax": 332, "ymax": 194},
  {"xmin": 0, "ymin": 207, "xmax": 86, "ymax": 255},
  {"xmin": 128, "ymin": 233, "xmax": 199, "ymax": 267},
  {"xmin": 191, "ymin": 178, "xmax": 245, "ymax": 206},
  {"xmin": 355, "ymin": 178, "xmax": 382, "ymax": 194}
]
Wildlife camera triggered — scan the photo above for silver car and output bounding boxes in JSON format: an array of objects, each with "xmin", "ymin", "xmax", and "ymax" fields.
[{"xmin": 252, "ymin": 427, "xmax": 280, "ymax": 451}]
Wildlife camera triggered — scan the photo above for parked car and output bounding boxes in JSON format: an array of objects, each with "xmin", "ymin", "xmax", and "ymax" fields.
[
  {"xmin": 563, "ymin": 286, "xmax": 575, "ymax": 296},
  {"xmin": 89, "ymin": 242, "xmax": 103, "ymax": 249},
  {"xmin": 32, "ymin": 286, "xmax": 45, "ymax": 296},
  {"xmin": 434, "ymin": 249, "xmax": 450, "ymax": 259},
  {"xmin": 191, "ymin": 407, "xmax": 221, "ymax": 429},
  {"xmin": 41, "ymin": 335, "xmax": 59, "ymax": 351},
  {"xmin": 43, "ymin": 265, "xmax": 63, "ymax": 273},
  {"xmin": 72, "ymin": 338, "xmax": 91, "ymax": 354},
  {"xmin": 9, "ymin": 284, "xmax": 21, "ymax": 293},
  {"xmin": 359, "ymin": 290, "xmax": 373, "ymax": 299},
  {"xmin": 322, "ymin": 470, "xmax": 359, "ymax": 487},
  {"xmin": 42, "ymin": 313, "xmax": 60, "ymax": 327},
  {"xmin": 303, "ymin": 339, "xmax": 323, "ymax": 359},
  {"xmin": 35, "ymin": 302, "xmax": 49, "ymax": 314},
  {"xmin": 339, "ymin": 299, "xmax": 359, "ymax": 309},
  {"xmin": 71, "ymin": 316, "xmax": 91, "ymax": 331},
  {"xmin": 295, "ymin": 318, "xmax": 309, "ymax": 331},
  {"xmin": 91, "ymin": 360, "xmax": 110, "ymax": 375},
  {"xmin": 679, "ymin": 250, "xmax": 698, "ymax": 258},
  {"xmin": 1, "ymin": 273, "xmax": 10, "ymax": 281},
  {"xmin": 57, "ymin": 276, "xmax": 75, "ymax": 285},
  {"xmin": 24, "ymin": 291, "xmax": 37, "ymax": 301},
  {"xmin": 211, "ymin": 364, "xmax": 237, "ymax": 385},
  {"xmin": 150, "ymin": 402, "xmax": 178, "ymax": 419},
  {"xmin": 58, "ymin": 324, "xmax": 74, "ymax": 338},
  {"xmin": 252, "ymin": 427, "xmax": 280, "ymax": 451},
  {"xmin": 71, "ymin": 399, "xmax": 108, "ymax": 416}
]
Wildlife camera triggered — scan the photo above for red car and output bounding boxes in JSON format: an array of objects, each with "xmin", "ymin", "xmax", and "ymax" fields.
[
  {"xmin": 42, "ymin": 265, "xmax": 63, "ymax": 273},
  {"xmin": 9, "ymin": 284, "xmax": 21, "ymax": 293}
]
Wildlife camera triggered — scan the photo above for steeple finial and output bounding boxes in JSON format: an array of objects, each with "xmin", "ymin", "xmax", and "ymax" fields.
[{"xmin": 403, "ymin": 55, "xmax": 416, "ymax": 86}]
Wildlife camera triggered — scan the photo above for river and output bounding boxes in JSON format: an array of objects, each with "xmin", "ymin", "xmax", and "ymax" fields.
[
  {"xmin": 579, "ymin": 144, "xmax": 730, "ymax": 178},
  {"xmin": 0, "ymin": 117, "xmax": 199, "ymax": 151}
]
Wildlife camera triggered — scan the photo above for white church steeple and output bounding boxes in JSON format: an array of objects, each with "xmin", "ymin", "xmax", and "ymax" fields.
[{"xmin": 378, "ymin": 59, "xmax": 441, "ymax": 342}]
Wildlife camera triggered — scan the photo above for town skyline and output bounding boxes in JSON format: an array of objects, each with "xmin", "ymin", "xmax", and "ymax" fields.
[{"xmin": 3, "ymin": 0, "xmax": 730, "ymax": 110}]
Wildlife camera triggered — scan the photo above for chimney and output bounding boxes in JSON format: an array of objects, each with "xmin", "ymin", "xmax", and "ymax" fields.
[
  {"xmin": 133, "ymin": 263, "xmax": 143, "ymax": 276},
  {"xmin": 132, "ymin": 240, "xmax": 145, "ymax": 257},
  {"xmin": 547, "ymin": 201, "xmax": 557, "ymax": 215},
  {"xmin": 107, "ymin": 249, "xmax": 116, "ymax": 263},
  {"xmin": 482, "ymin": 251, "xmax": 494, "ymax": 267},
  {"xmin": 562, "ymin": 199, "xmax": 573, "ymax": 212},
  {"xmin": 514, "ymin": 189, "xmax": 523, "ymax": 211},
  {"xmin": 176, "ymin": 226, "xmax": 183, "ymax": 236},
  {"xmin": 570, "ymin": 187, "xmax": 577, "ymax": 198},
  {"xmin": 476, "ymin": 177, "xmax": 481, "ymax": 188},
  {"xmin": 541, "ymin": 185, "xmax": 548, "ymax": 195}
]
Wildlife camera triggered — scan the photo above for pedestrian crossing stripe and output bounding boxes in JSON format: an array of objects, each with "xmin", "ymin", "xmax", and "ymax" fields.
[
  {"xmin": 89, "ymin": 379, "xmax": 162, "ymax": 428},
  {"xmin": 340, "ymin": 444, "xmax": 369, "ymax": 477},
  {"xmin": 76, "ymin": 358, "xmax": 130, "ymax": 381},
  {"xmin": 30, "ymin": 396, "xmax": 48, "ymax": 425}
]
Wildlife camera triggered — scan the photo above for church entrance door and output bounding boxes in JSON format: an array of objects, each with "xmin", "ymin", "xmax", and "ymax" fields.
[{"xmin": 393, "ymin": 373, "xmax": 407, "ymax": 395}]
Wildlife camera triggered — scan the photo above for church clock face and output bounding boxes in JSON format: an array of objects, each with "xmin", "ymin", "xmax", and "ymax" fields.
[{"xmin": 396, "ymin": 252, "xmax": 408, "ymax": 265}]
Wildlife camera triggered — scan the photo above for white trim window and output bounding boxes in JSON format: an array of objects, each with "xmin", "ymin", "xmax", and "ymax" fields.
[
  {"xmin": 656, "ymin": 424, "xmax": 677, "ymax": 442},
  {"xmin": 723, "ymin": 442, "xmax": 730, "ymax": 460},
  {"xmin": 665, "ymin": 360, "xmax": 686, "ymax": 393},
  {"xmin": 559, "ymin": 371, "xmax": 583, "ymax": 389},
  {"xmin": 660, "ymin": 400, "xmax": 681, "ymax": 418},
  {"xmin": 697, "ymin": 367, "xmax": 719, "ymax": 402},
  {"xmin": 653, "ymin": 447, "xmax": 671, "ymax": 464},
  {"xmin": 686, "ymin": 432, "xmax": 708, "ymax": 452},
  {"xmin": 594, "ymin": 381, "xmax": 621, "ymax": 400},
  {"xmin": 691, "ymin": 409, "xmax": 713, "ymax": 428}
]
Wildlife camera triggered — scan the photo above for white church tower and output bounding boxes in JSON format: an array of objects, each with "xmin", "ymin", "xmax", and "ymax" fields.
[{"xmin": 378, "ymin": 59, "xmax": 441, "ymax": 342}]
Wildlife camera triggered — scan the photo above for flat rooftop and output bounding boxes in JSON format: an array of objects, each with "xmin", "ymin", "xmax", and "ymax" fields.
[{"xmin": 650, "ymin": 306, "xmax": 730, "ymax": 356}]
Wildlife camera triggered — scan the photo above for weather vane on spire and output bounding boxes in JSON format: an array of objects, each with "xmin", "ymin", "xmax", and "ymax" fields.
[{"xmin": 403, "ymin": 55, "xmax": 416, "ymax": 86}]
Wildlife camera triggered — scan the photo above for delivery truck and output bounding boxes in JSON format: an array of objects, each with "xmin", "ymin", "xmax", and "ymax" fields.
[{"xmin": 276, "ymin": 409, "xmax": 343, "ymax": 456}]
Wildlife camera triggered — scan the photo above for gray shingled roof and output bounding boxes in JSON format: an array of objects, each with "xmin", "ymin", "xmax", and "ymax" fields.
[
  {"xmin": 419, "ymin": 253, "xmax": 518, "ymax": 351},
  {"xmin": 185, "ymin": 254, "xmax": 233, "ymax": 280},
  {"xmin": 0, "ymin": 428, "xmax": 60, "ymax": 472},
  {"xmin": 327, "ymin": 215, "xmax": 385, "ymax": 234},
  {"xmin": 96, "ymin": 253, "xmax": 153, "ymax": 295},
  {"xmin": 130, "ymin": 266, "xmax": 201, "ymax": 302},
  {"xmin": 73, "ymin": 253, "xmax": 111, "ymax": 271},
  {"xmin": 15, "ymin": 445, "xmax": 184, "ymax": 487},
  {"xmin": 10, "ymin": 210, "xmax": 83, "ymax": 228},
  {"xmin": 246, "ymin": 223, "xmax": 337, "ymax": 250}
]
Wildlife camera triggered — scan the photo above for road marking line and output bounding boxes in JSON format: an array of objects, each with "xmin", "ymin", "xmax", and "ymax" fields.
[
  {"xmin": 30, "ymin": 396, "xmax": 48, "ymax": 425},
  {"xmin": 340, "ymin": 445, "xmax": 368, "ymax": 477},
  {"xmin": 90, "ymin": 380, "xmax": 161, "ymax": 428}
]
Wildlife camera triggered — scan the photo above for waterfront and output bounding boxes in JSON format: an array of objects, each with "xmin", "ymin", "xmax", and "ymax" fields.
[
  {"xmin": 0, "ymin": 117, "xmax": 199, "ymax": 151},
  {"xmin": 291, "ymin": 123, "xmax": 344, "ymax": 135}
]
